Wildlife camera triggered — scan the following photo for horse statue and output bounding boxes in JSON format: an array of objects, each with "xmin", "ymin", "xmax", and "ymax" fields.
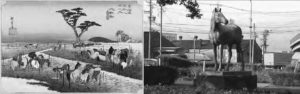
[{"xmin": 209, "ymin": 7, "xmax": 245, "ymax": 71}]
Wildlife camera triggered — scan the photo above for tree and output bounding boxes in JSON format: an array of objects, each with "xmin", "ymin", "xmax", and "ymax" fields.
[
  {"xmin": 115, "ymin": 30, "xmax": 131, "ymax": 42},
  {"xmin": 157, "ymin": 0, "xmax": 203, "ymax": 19},
  {"xmin": 116, "ymin": 30, "xmax": 124, "ymax": 42},
  {"xmin": 56, "ymin": 7, "xmax": 101, "ymax": 43}
]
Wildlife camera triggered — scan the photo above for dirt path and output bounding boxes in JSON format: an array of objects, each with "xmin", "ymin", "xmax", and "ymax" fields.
[{"xmin": 1, "ymin": 48, "xmax": 143, "ymax": 93}]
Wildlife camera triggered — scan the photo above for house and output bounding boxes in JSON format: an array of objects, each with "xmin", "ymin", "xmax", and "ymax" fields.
[
  {"xmin": 264, "ymin": 52, "xmax": 293, "ymax": 68},
  {"xmin": 172, "ymin": 39, "xmax": 262, "ymax": 64},
  {"xmin": 172, "ymin": 40, "xmax": 203, "ymax": 53},
  {"xmin": 290, "ymin": 33, "xmax": 300, "ymax": 65},
  {"xmin": 162, "ymin": 33, "xmax": 177, "ymax": 41},
  {"xmin": 144, "ymin": 32, "xmax": 177, "ymax": 58}
]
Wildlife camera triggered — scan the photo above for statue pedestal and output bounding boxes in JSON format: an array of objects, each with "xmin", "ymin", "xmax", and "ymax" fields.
[{"xmin": 194, "ymin": 71, "xmax": 257, "ymax": 90}]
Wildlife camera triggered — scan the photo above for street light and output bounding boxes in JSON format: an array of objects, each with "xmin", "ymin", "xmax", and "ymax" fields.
[{"xmin": 194, "ymin": 35, "xmax": 198, "ymax": 62}]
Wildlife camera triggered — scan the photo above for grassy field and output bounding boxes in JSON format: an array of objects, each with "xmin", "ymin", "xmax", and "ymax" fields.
[{"xmin": 43, "ymin": 49, "xmax": 143, "ymax": 80}]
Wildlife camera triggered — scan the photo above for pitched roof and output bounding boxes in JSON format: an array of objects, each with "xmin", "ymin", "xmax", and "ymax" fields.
[{"xmin": 144, "ymin": 31, "xmax": 176, "ymax": 58}]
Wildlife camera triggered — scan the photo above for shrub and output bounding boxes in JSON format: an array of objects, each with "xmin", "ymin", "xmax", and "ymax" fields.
[
  {"xmin": 269, "ymin": 72, "xmax": 300, "ymax": 86},
  {"xmin": 144, "ymin": 85, "xmax": 274, "ymax": 94},
  {"xmin": 144, "ymin": 66, "xmax": 178, "ymax": 85}
]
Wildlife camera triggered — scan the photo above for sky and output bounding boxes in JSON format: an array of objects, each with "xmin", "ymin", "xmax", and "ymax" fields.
[
  {"xmin": 1, "ymin": 0, "xmax": 143, "ymax": 42},
  {"xmin": 144, "ymin": 0, "xmax": 300, "ymax": 52}
]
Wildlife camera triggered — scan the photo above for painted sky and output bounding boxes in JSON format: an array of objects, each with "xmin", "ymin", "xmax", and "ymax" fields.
[
  {"xmin": 144, "ymin": 0, "xmax": 300, "ymax": 52},
  {"xmin": 1, "ymin": 0, "xmax": 143, "ymax": 42}
]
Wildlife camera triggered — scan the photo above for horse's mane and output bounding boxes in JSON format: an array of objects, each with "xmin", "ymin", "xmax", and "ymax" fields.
[
  {"xmin": 74, "ymin": 62, "xmax": 81, "ymax": 69},
  {"xmin": 229, "ymin": 19, "xmax": 235, "ymax": 24},
  {"xmin": 210, "ymin": 9, "xmax": 216, "ymax": 33}
]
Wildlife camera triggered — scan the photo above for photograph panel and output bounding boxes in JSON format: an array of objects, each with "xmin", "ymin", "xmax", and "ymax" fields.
[{"xmin": 144, "ymin": 0, "xmax": 300, "ymax": 94}]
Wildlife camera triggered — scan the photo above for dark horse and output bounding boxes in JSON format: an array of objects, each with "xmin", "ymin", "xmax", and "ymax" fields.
[{"xmin": 209, "ymin": 7, "xmax": 244, "ymax": 71}]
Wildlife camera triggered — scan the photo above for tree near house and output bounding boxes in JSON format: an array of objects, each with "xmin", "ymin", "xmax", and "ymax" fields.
[
  {"xmin": 115, "ymin": 30, "xmax": 124, "ymax": 42},
  {"xmin": 56, "ymin": 7, "xmax": 101, "ymax": 43},
  {"xmin": 157, "ymin": 0, "xmax": 203, "ymax": 19}
]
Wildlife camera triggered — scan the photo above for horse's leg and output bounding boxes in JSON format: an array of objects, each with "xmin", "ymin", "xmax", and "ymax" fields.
[
  {"xmin": 219, "ymin": 45, "xmax": 224, "ymax": 71},
  {"xmin": 236, "ymin": 43, "xmax": 245, "ymax": 71},
  {"xmin": 62, "ymin": 71, "xmax": 65, "ymax": 87},
  {"xmin": 226, "ymin": 45, "xmax": 232, "ymax": 71},
  {"xmin": 213, "ymin": 44, "xmax": 218, "ymax": 71}
]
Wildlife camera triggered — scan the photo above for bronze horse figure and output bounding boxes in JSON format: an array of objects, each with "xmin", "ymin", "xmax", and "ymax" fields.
[{"xmin": 209, "ymin": 7, "xmax": 245, "ymax": 71}]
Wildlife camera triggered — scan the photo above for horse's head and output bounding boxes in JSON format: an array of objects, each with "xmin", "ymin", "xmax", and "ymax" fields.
[
  {"xmin": 75, "ymin": 62, "xmax": 82, "ymax": 69},
  {"xmin": 212, "ymin": 8, "xmax": 228, "ymax": 25}
]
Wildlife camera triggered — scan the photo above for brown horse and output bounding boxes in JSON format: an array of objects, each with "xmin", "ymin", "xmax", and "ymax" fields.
[{"xmin": 209, "ymin": 7, "xmax": 244, "ymax": 71}]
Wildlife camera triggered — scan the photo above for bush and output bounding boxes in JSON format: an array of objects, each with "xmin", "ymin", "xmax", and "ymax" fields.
[
  {"xmin": 283, "ymin": 64, "xmax": 300, "ymax": 73},
  {"xmin": 269, "ymin": 72, "xmax": 300, "ymax": 86},
  {"xmin": 144, "ymin": 66, "xmax": 178, "ymax": 85},
  {"xmin": 144, "ymin": 85, "xmax": 273, "ymax": 94}
]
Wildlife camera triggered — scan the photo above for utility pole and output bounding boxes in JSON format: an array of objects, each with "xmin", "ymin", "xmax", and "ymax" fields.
[
  {"xmin": 252, "ymin": 23, "xmax": 256, "ymax": 68},
  {"xmin": 194, "ymin": 36, "xmax": 198, "ymax": 62},
  {"xmin": 159, "ymin": 5, "xmax": 163, "ymax": 66},
  {"xmin": 148, "ymin": 0, "xmax": 152, "ymax": 59},
  {"xmin": 249, "ymin": 0, "xmax": 253, "ymax": 69}
]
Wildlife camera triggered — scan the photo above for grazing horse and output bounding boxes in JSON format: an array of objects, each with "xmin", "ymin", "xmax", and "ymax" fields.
[
  {"xmin": 28, "ymin": 52, "xmax": 37, "ymax": 59},
  {"xmin": 53, "ymin": 64, "xmax": 70, "ymax": 87},
  {"xmin": 81, "ymin": 64, "xmax": 102, "ymax": 85},
  {"xmin": 87, "ymin": 49, "xmax": 109, "ymax": 62},
  {"xmin": 209, "ymin": 7, "xmax": 244, "ymax": 71},
  {"xmin": 53, "ymin": 62, "xmax": 82, "ymax": 88},
  {"xmin": 37, "ymin": 54, "xmax": 51, "ymax": 68},
  {"xmin": 24, "ymin": 43, "xmax": 38, "ymax": 49},
  {"xmin": 67, "ymin": 62, "xmax": 84, "ymax": 88}
]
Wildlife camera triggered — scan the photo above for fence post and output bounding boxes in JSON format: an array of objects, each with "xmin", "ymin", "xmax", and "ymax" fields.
[{"xmin": 203, "ymin": 61, "xmax": 206, "ymax": 72}]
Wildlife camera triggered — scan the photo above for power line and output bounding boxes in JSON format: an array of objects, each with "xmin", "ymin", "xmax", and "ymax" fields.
[{"xmin": 197, "ymin": 2, "xmax": 300, "ymax": 14}]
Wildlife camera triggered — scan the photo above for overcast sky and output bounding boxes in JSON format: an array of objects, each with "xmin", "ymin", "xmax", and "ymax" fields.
[
  {"xmin": 1, "ymin": 0, "xmax": 143, "ymax": 42},
  {"xmin": 144, "ymin": 0, "xmax": 300, "ymax": 52}
]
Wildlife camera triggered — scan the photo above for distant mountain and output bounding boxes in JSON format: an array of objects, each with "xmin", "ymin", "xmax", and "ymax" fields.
[
  {"xmin": 1, "ymin": 33, "xmax": 74, "ymax": 43},
  {"xmin": 88, "ymin": 37, "xmax": 116, "ymax": 43}
]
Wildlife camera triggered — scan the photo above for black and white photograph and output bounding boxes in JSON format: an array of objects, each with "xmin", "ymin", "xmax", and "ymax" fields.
[
  {"xmin": 144, "ymin": 0, "xmax": 300, "ymax": 94},
  {"xmin": 0, "ymin": 0, "xmax": 143, "ymax": 93}
]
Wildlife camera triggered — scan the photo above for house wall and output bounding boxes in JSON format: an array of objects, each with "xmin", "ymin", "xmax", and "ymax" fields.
[{"xmin": 264, "ymin": 53, "xmax": 274, "ymax": 66}]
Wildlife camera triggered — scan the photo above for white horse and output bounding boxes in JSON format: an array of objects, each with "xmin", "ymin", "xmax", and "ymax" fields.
[
  {"xmin": 30, "ymin": 59, "xmax": 40, "ymax": 69},
  {"xmin": 9, "ymin": 59, "xmax": 19, "ymax": 71},
  {"xmin": 87, "ymin": 49, "xmax": 109, "ymax": 62}
]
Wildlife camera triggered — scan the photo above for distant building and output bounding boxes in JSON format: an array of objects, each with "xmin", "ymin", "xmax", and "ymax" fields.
[
  {"xmin": 264, "ymin": 52, "xmax": 293, "ymax": 68},
  {"xmin": 172, "ymin": 39, "xmax": 202, "ymax": 53},
  {"xmin": 290, "ymin": 33, "xmax": 300, "ymax": 65},
  {"xmin": 144, "ymin": 32, "xmax": 177, "ymax": 58},
  {"xmin": 172, "ymin": 39, "xmax": 262, "ymax": 63},
  {"xmin": 162, "ymin": 33, "xmax": 177, "ymax": 41}
]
